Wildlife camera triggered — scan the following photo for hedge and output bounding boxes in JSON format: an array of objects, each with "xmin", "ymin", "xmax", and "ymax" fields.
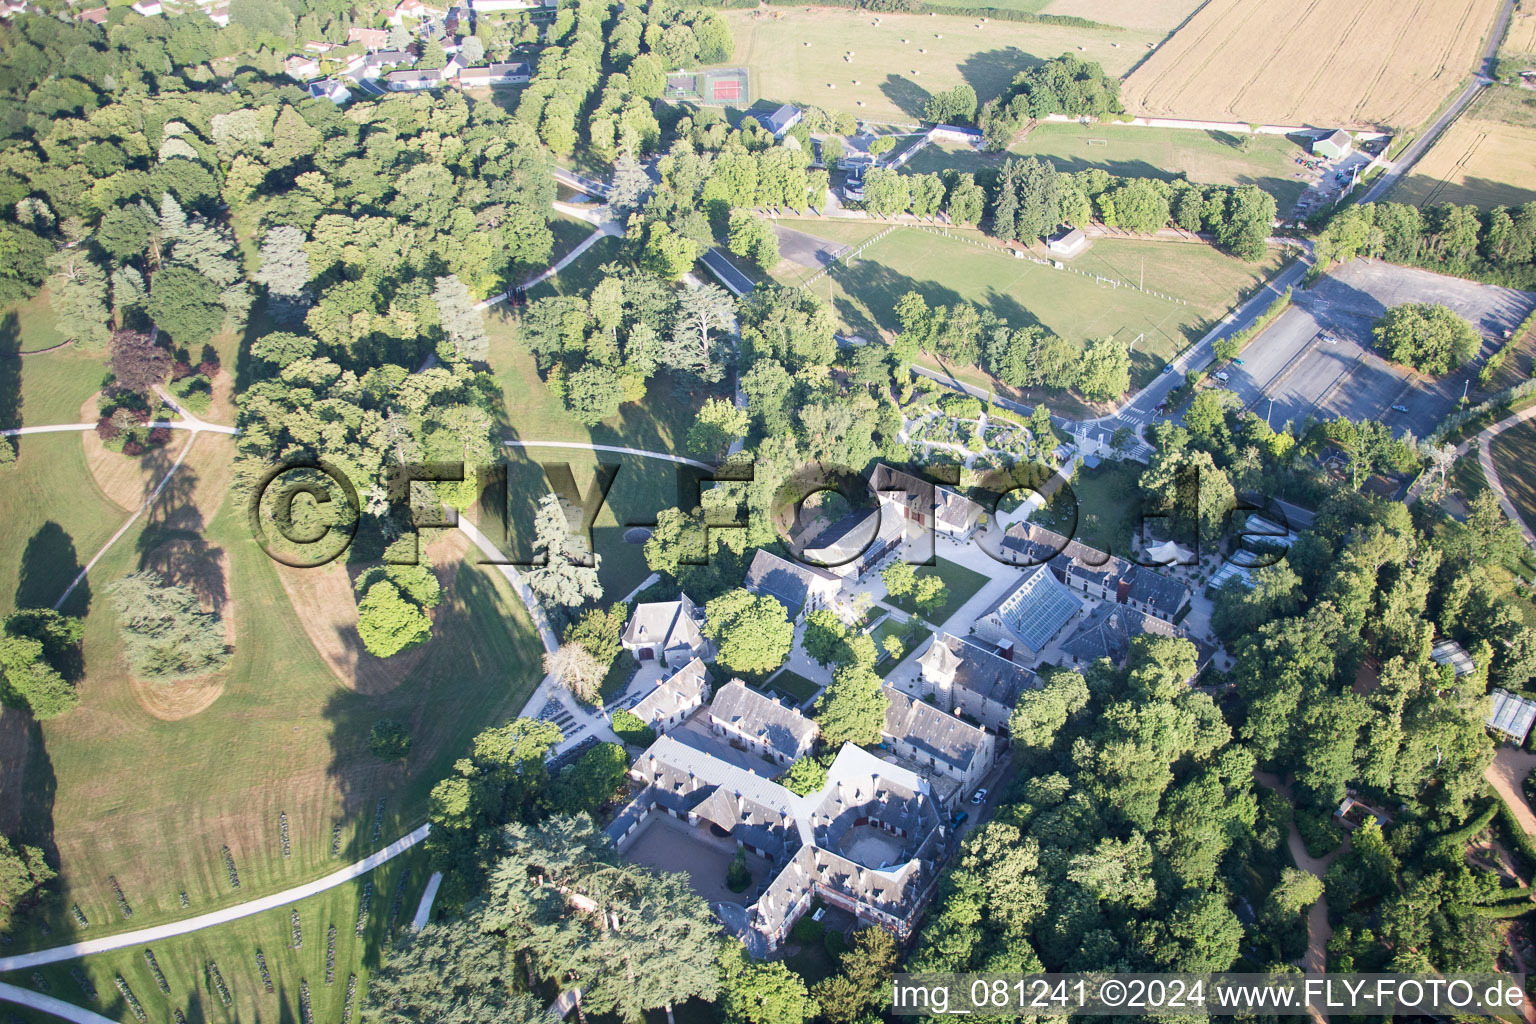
[
  {"xmin": 757, "ymin": 0, "xmax": 1106, "ymax": 25},
  {"xmin": 1495, "ymin": 796, "xmax": 1536, "ymax": 870},
  {"xmin": 1478, "ymin": 307, "xmax": 1536, "ymax": 387},
  {"xmin": 1213, "ymin": 288, "xmax": 1292, "ymax": 363},
  {"xmin": 1429, "ymin": 377, "xmax": 1536, "ymax": 443}
]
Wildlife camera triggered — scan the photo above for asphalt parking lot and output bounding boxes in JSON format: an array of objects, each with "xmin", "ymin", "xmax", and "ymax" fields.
[
  {"xmin": 773, "ymin": 223, "xmax": 853, "ymax": 270},
  {"xmin": 1219, "ymin": 258, "xmax": 1536, "ymax": 435}
]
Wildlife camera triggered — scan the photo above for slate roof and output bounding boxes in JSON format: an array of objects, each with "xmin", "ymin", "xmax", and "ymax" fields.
[
  {"xmin": 1059, "ymin": 602, "xmax": 1177, "ymax": 666},
  {"xmin": 623, "ymin": 593, "xmax": 706, "ymax": 652},
  {"xmin": 1123, "ymin": 565, "xmax": 1188, "ymax": 619},
  {"xmin": 632, "ymin": 658, "xmax": 711, "ymax": 725},
  {"xmin": 922, "ymin": 633, "xmax": 1041, "ymax": 710},
  {"xmin": 882, "ymin": 685, "xmax": 989, "ymax": 774},
  {"xmin": 745, "ymin": 549, "xmax": 840, "ymax": 614},
  {"xmin": 869, "ymin": 463, "xmax": 983, "ymax": 530},
  {"xmin": 709, "ymin": 680, "xmax": 819, "ymax": 760},
  {"xmin": 802, "ymin": 508, "xmax": 883, "ymax": 565}
]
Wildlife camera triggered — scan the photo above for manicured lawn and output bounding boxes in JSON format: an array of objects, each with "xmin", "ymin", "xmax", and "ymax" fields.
[
  {"xmin": 5, "ymin": 289, "xmax": 69, "ymax": 353},
  {"xmin": 883, "ymin": 558, "xmax": 990, "ymax": 623},
  {"xmin": 904, "ymin": 123, "xmax": 1313, "ymax": 207},
  {"xmin": 490, "ymin": 446, "xmax": 698, "ymax": 607},
  {"xmin": 16, "ymin": 344, "xmax": 111, "ymax": 427},
  {"xmin": 1490, "ymin": 418, "xmax": 1536, "ymax": 534},
  {"xmin": 527, "ymin": 233, "xmax": 626, "ymax": 300},
  {"xmin": 1030, "ymin": 458, "xmax": 1142, "ymax": 555},
  {"xmin": 3, "ymin": 448, "xmax": 543, "ymax": 954},
  {"xmin": 548, "ymin": 212, "xmax": 601, "ymax": 265},
  {"xmin": 802, "ymin": 226, "xmax": 1285, "ymax": 391},
  {"xmin": 768, "ymin": 670, "xmax": 821, "ymax": 704},
  {"xmin": 3, "ymin": 847, "xmax": 431, "ymax": 1024},
  {"xmin": 871, "ymin": 617, "xmax": 933, "ymax": 675},
  {"xmin": 716, "ymin": 6, "xmax": 1157, "ymax": 123}
]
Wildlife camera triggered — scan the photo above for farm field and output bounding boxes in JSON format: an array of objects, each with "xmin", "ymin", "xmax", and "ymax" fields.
[
  {"xmin": 0, "ymin": 426, "xmax": 543, "ymax": 954},
  {"xmin": 1396, "ymin": 114, "xmax": 1536, "ymax": 209},
  {"xmin": 783, "ymin": 224, "xmax": 1285, "ymax": 388},
  {"xmin": 902, "ymin": 122, "xmax": 1314, "ymax": 207},
  {"xmin": 716, "ymin": 7, "xmax": 1158, "ymax": 123},
  {"xmin": 1039, "ymin": 0, "xmax": 1206, "ymax": 34},
  {"xmin": 0, "ymin": 849, "xmax": 430, "ymax": 1024},
  {"xmin": 1121, "ymin": 0, "xmax": 1504, "ymax": 129},
  {"xmin": 1490, "ymin": 417, "xmax": 1536, "ymax": 535},
  {"xmin": 1501, "ymin": 3, "xmax": 1536, "ymax": 58}
]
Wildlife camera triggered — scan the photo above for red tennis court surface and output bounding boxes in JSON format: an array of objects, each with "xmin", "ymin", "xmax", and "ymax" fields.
[{"xmin": 712, "ymin": 81, "xmax": 741, "ymax": 100}]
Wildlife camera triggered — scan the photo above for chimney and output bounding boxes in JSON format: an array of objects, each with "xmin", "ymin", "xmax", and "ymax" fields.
[{"xmin": 997, "ymin": 639, "xmax": 1014, "ymax": 662}]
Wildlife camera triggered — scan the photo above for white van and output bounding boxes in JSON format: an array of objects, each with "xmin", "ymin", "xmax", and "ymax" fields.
[{"xmin": 1215, "ymin": 371, "xmax": 1230, "ymax": 382}]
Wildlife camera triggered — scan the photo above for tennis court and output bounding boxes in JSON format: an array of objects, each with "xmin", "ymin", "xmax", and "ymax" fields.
[{"xmin": 665, "ymin": 67, "xmax": 750, "ymax": 106}]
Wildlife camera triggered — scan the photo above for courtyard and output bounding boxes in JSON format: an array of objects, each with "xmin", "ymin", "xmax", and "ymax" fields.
[{"xmin": 622, "ymin": 813, "xmax": 774, "ymax": 906}]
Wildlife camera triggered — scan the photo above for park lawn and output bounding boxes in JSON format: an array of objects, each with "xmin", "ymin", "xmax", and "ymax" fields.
[
  {"xmin": 715, "ymin": 6, "xmax": 1158, "ymax": 124},
  {"xmin": 1031, "ymin": 458, "xmax": 1142, "ymax": 555},
  {"xmin": 872, "ymin": 617, "xmax": 933, "ymax": 675},
  {"xmin": 4, "ymin": 453, "xmax": 543, "ymax": 954},
  {"xmin": 490, "ymin": 446, "xmax": 698, "ymax": 606},
  {"xmin": 3, "ymin": 847, "xmax": 432, "ymax": 1024},
  {"xmin": 0, "ymin": 432, "xmax": 126, "ymax": 617},
  {"xmin": 16, "ymin": 344, "xmax": 111, "ymax": 428},
  {"xmin": 1490, "ymin": 417, "xmax": 1536, "ymax": 534},
  {"xmin": 548, "ymin": 213, "xmax": 601, "ymax": 265},
  {"xmin": 527, "ymin": 232, "xmax": 626, "ymax": 300},
  {"xmin": 5, "ymin": 289, "xmax": 68, "ymax": 353},
  {"xmin": 883, "ymin": 557, "xmax": 990, "ymax": 623},
  {"xmin": 804, "ymin": 226, "xmax": 1284, "ymax": 390},
  {"xmin": 903, "ymin": 122, "xmax": 1313, "ymax": 207}
]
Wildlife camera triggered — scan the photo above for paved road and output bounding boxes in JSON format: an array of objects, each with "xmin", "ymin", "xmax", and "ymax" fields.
[
  {"xmin": 504, "ymin": 438, "xmax": 714, "ymax": 471},
  {"xmin": 1358, "ymin": 0, "xmax": 1516, "ymax": 205},
  {"xmin": 0, "ymin": 825, "xmax": 430, "ymax": 975},
  {"xmin": 699, "ymin": 247, "xmax": 754, "ymax": 296},
  {"xmin": 0, "ymin": 983, "xmax": 120, "ymax": 1024}
]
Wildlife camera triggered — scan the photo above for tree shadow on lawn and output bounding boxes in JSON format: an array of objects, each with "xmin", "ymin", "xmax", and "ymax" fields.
[
  {"xmin": 880, "ymin": 74, "xmax": 931, "ymax": 120},
  {"xmin": 134, "ymin": 458, "xmax": 229, "ymax": 618},
  {"xmin": 958, "ymin": 47, "xmax": 1041, "ymax": 103},
  {"xmin": 0, "ymin": 712, "xmax": 66, "ymax": 952},
  {"xmin": 0, "ymin": 310, "xmax": 19, "ymax": 460},
  {"xmin": 16, "ymin": 520, "xmax": 88, "ymax": 617},
  {"xmin": 828, "ymin": 258, "xmax": 966, "ymax": 339}
]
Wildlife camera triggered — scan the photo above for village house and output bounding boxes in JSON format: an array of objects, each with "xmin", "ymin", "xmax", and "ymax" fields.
[
  {"xmin": 307, "ymin": 78, "xmax": 353, "ymax": 105},
  {"xmin": 630, "ymin": 658, "xmax": 711, "ymax": 735},
  {"xmin": 764, "ymin": 103, "xmax": 803, "ymax": 138},
  {"xmin": 621, "ymin": 593, "xmax": 709, "ymax": 665},
  {"xmin": 284, "ymin": 54, "xmax": 322, "ymax": 79},
  {"xmin": 870, "ymin": 462, "xmax": 986, "ymax": 541},
  {"xmin": 130, "ymin": 0, "xmax": 163, "ymax": 16},
  {"xmin": 348, "ymin": 26, "xmax": 390, "ymax": 48},
  {"xmin": 916, "ymin": 632, "xmax": 1040, "ymax": 733},
  {"xmin": 744, "ymin": 548, "xmax": 842, "ymax": 622},
  {"xmin": 881, "ymin": 685, "xmax": 993, "ymax": 802},
  {"xmin": 457, "ymin": 61, "xmax": 532, "ymax": 86},
  {"xmin": 707, "ymin": 680, "xmax": 818, "ymax": 765}
]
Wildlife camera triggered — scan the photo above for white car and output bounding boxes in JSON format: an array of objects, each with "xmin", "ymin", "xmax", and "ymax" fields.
[
  {"xmin": 1214, "ymin": 371, "xmax": 1230, "ymax": 382},
  {"xmin": 970, "ymin": 788, "xmax": 988, "ymax": 805}
]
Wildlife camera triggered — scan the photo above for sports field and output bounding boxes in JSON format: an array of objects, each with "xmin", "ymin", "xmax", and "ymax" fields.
[
  {"xmin": 717, "ymin": 7, "xmax": 1158, "ymax": 123},
  {"xmin": 786, "ymin": 224, "xmax": 1284, "ymax": 387},
  {"xmin": 1121, "ymin": 0, "xmax": 1504, "ymax": 129},
  {"xmin": 1040, "ymin": 0, "xmax": 1205, "ymax": 33},
  {"xmin": 903, "ymin": 122, "xmax": 1313, "ymax": 206}
]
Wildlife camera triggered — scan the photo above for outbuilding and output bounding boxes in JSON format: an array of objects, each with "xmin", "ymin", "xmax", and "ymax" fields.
[{"xmin": 1312, "ymin": 129, "xmax": 1353, "ymax": 160}]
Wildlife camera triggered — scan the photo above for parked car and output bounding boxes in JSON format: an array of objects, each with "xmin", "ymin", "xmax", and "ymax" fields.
[
  {"xmin": 1390, "ymin": 404, "xmax": 1408, "ymax": 413},
  {"xmin": 970, "ymin": 787, "xmax": 988, "ymax": 805},
  {"xmin": 950, "ymin": 810, "xmax": 968, "ymax": 828},
  {"xmin": 1162, "ymin": 364, "xmax": 1175, "ymax": 374},
  {"xmin": 1215, "ymin": 371, "xmax": 1230, "ymax": 382},
  {"xmin": 1320, "ymin": 334, "xmax": 1337, "ymax": 344},
  {"xmin": 1233, "ymin": 357, "xmax": 1244, "ymax": 365}
]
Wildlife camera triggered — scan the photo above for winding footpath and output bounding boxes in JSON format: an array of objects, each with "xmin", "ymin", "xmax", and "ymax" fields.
[
  {"xmin": 0, "ymin": 826, "xmax": 430, "ymax": 980},
  {"xmin": 1471, "ymin": 405, "xmax": 1536, "ymax": 550}
]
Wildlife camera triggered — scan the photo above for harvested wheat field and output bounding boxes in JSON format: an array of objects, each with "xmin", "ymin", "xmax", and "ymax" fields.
[
  {"xmin": 1398, "ymin": 116, "xmax": 1536, "ymax": 208},
  {"xmin": 1503, "ymin": 5, "xmax": 1536, "ymax": 55},
  {"xmin": 1122, "ymin": 0, "xmax": 1503, "ymax": 129}
]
